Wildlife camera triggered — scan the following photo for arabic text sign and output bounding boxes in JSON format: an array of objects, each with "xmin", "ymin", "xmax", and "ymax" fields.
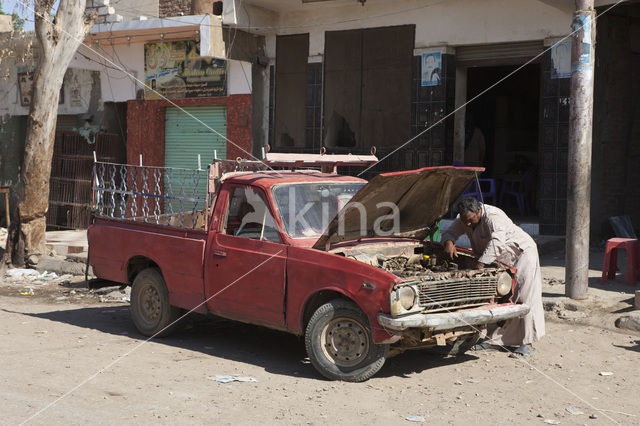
[{"xmin": 144, "ymin": 41, "xmax": 227, "ymax": 99}]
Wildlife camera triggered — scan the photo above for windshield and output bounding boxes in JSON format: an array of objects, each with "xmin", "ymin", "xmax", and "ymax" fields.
[{"xmin": 272, "ymin": 182, "xmax": 365, "ymax": 239}]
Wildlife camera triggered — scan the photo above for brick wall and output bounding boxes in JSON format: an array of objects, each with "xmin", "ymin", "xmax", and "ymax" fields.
[
  {"xmin": 126, "ymin": 95, "xmax": 252, "ymax": 167},
  {"xmin": 159, "ymin": 0, "xmax": 191, "ymax": 17}
]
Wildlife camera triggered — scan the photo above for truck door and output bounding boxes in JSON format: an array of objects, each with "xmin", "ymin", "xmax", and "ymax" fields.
[{"xmin": 204, "ymin": 184, "xmax": 287, "ymax": 328}]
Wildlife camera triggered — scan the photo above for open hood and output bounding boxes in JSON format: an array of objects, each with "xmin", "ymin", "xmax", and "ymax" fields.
[{"xmin": 313, "ymin": 166, "xmax": 484, "ymax": 250}]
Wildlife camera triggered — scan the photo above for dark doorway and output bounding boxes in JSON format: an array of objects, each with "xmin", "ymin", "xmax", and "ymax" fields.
[{"xmin": 466, "ymin": 63, "xmax": 540, "ymax": 218}]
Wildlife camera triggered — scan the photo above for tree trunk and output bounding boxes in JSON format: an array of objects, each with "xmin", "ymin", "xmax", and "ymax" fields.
[{"xmin": 4, "ymin": 0, "xmax": 95, "ymax": 267}]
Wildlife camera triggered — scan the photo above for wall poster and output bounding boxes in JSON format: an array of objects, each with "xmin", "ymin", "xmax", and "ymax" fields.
[
  {"xmin": 421, "ymin": 51, "xmax": 442, "ymax": 87},
  {"xmin": 18, "ymin": 69, "xmax": 64, "ymax": 106},
  {"xmin": 144, "ymin": 41, "xmax": 227, "ymax": 100},
  {"xmin": 551, "ymin": 40, "xmax": 571, "ymax": 79}
]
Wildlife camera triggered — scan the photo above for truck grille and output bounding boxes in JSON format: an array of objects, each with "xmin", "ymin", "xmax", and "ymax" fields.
[{"xmin": 417, "ymin": 277, "xmax": 498, "ymax": 312}]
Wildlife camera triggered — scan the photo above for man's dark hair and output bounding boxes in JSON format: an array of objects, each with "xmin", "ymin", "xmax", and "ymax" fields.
[{"xmin": 456, "ymin": 197, "xmax": 481, "ymax": 216}]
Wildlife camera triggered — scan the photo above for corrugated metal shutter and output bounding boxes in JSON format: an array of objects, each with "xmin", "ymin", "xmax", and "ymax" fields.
[
  {"xmin": 164, "ymin": 105, "xmax": 227, "ymax": 213},
  {"xmin": 456, "ymin": 41, "xmax": 544, "ymax": 64}
]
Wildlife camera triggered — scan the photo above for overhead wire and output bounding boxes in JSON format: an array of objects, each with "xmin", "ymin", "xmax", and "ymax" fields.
[
  {"xmin": 15, "ymin": 0, "xmax": 276, "ymax": 171},
  {"xmin": 358, "ymin": 0, "xmax": 629, "ymax": 176}
]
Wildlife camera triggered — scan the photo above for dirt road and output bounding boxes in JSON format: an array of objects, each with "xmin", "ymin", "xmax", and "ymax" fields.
[{"xmin": 1, "ymin": 283, "xmax": 639, "ymax": 425}]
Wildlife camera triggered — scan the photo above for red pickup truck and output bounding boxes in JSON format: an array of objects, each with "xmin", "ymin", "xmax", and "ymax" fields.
[{"xmin": 88, "ymin": 159, "xmax": 529, "ymax": 382}]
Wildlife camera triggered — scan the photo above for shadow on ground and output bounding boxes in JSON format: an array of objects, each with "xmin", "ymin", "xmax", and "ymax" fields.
[{"xmin": 2, "ymin": 304, "xmax": 477, "ymax": 381}]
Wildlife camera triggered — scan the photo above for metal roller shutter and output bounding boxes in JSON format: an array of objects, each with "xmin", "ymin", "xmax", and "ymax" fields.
[
  {"xmin": 456, "ymin": 41, "xmax": 544, "ymax": 65},
  {"xmin": 164, "ymin": 105, "xmax": 227, "ymax": 214}
]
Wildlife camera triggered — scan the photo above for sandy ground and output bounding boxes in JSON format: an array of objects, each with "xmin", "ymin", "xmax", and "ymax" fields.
[{"xmin": 1, "ymin": 275, "xmax": 639, "ymax": 426}]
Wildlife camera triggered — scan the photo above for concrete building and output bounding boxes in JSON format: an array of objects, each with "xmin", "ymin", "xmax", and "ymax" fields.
[
  {"xmin": 210, "ymin": 0, "xmax": 639, "ymax": 237},
  {"xmin": 0, "ymin": 11, "xmax": 252, "ymax": 228}
]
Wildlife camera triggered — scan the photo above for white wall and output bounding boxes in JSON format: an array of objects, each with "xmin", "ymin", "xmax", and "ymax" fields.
[
  {"xmin": 70, "ymin": 43, "xmax": 145, "ymax": 103},
  {"xmin": 228, "ymin": 60, "xmax": 252, "ymax": 95},
  {"xmin": 250, "ymin": 0, "xmax": 574, "ymax": 59}
]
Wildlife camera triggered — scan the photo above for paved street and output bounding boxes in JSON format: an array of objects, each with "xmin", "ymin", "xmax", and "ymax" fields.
[{"xmin": 1, "ymin": 288, "xmax": 638, "ymax": 425}]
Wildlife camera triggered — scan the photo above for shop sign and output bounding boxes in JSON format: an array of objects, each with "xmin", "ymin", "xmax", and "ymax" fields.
[{"xmin": 144, "ymin": 41, "xmax": 227, "ymax": 99}]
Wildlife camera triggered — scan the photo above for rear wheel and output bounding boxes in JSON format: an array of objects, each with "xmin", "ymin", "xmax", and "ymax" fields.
[
  {"xmin": 130, "ymin": 268, "xmax": 181, "ymax": 337},
  {"xmin": 305, "ymin": 299, "xmax": 388, "ymax": 382}
]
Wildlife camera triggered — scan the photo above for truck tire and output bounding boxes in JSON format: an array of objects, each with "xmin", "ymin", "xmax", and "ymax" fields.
[
  {"xmin": 130, "ymin": 268, "xmax": 181, "ymax": 337},
  {"xmin": 305, "ymin": 299, "xmax": 388, "ymax": 382}
]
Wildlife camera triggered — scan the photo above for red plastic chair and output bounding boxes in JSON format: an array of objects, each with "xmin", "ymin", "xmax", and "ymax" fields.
[{"xmin": 601, "ymin": 238, "xmax": 640, "ymax": 286}]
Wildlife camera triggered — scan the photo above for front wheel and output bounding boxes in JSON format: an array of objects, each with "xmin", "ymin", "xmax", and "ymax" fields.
[
  {"xmin": 305, "ymin": 299, "xmax": 388, "ymax": 382},
  {"xmin": 130, "ymin": 268, "xmax": 181, "ymax": 337}
]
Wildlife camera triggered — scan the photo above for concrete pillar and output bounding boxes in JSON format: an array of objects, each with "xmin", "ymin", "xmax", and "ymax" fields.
[
  {"xmin": 453, "ymin": 65, "xmax": 467, "ymax": 164},
  {"xmin": 565, "ymin": 0, "xmax": 596, "ymax": 300}
]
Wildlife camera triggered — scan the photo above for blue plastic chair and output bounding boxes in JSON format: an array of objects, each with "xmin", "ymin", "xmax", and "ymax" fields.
[
  {"xmin": 500, "ymin": 168, "xmax": 535, "ymax": 215},
  {"xmin": 453, "ymin": 161, "xmax": 497, "ymax": 204}
]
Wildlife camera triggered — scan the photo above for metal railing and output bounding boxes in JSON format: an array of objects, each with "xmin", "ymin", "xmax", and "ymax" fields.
[{"xmin": 92, "ymin": 161, "xmax": 208, "ymax": 230}]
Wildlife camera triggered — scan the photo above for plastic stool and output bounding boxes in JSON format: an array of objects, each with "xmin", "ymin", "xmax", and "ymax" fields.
[{"xmin": 602, "ymin": 238, "xmax": 640, "ymax": 286}]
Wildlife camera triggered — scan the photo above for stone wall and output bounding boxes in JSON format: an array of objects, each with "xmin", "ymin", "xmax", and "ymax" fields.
[{"xmin": 159, "ymin": 0, "xmax": 192, "ymax": 18}]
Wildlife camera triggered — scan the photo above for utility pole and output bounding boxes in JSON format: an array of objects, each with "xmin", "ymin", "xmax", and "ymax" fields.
[{"xmin": 565, "ymin": 0, "xmax": 596, "ymax": 299}]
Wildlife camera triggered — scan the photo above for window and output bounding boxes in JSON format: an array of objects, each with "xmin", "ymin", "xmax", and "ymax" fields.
[
  {"xmin": 271, "ymin": 182, "xmax": 365, "ymax": 239},
  {"xmin": 223, "ymin": 186, "xmax": 281, "ymax": 243}
]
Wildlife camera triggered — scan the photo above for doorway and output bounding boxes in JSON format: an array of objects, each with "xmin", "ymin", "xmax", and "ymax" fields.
[{"xmin": 465, "ymin": 63, "xmax": 540, "ymax": 219}]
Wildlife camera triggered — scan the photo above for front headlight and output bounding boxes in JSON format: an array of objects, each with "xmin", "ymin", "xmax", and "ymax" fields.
[
  {"xmin": 398, "ymin": 286, "xmax": 416, "ymax": 310},
  {"xmin": 497, "ymin": 272, "xmax": 513, "ymax": 296}
]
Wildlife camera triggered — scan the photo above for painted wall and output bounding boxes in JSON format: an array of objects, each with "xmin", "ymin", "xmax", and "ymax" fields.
[
  {"xmin": 127, "ymin": 94, "xmax": 252, "ymax": 167},
  {"xmin": 111, "ymin": 0, "xmax": 159, "ymax": 20},
  {"xmin": 228, "ymin": 0, "xmax": 575, "ymax": 59},
  {"xmin": 1, "ymin": 39, "xmax": 251, "ymax": 118}
]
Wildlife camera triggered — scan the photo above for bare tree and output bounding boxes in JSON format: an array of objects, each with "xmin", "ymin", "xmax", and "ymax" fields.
[{"xmin": 4, "ymin": 0, "xmax": 96, "ymax": 267}]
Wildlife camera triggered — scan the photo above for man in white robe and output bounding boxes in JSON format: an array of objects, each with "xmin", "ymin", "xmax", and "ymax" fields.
[{"xmin": 440, "ymin": 197, "xmax": 545, "ymax": 357}]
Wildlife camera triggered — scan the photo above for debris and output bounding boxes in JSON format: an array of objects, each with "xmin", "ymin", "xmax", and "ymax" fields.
[
  {"xmin": 543, "ymin": 420, "xmax": 560, "ymax": 425},
  {"xmin": 20, "ymin": 288, "xmax": 34, "ymax": 296},
  {"xmin": 70, "ymin": 290, "xmax": 76, "ymax": 295},
  {"xmin": 208, "ymin": 375, "xmax": 257, "ymax": 383},
  {"xmin": 405, "ymin": 416, "xmax": 426, "ymax": 423},
  {"xmin": 615, "ymin": 312, "xmax": 640, "ymax": 332},
  {"xmin": 36, "ymin": 272, "xmax": 58, "ymax": 281},
  {"xmin": 599, "ymin": 371, "xmax": 613, "ymax": 376},
  {"xmin": 589, "ymin": 414, "xmax": 597, "ymax": 419},
  {"xmin": 557, "ymin": 310, "xmax": 587, "ymax": 320},
  {"xmin": 454, "ymin": 380, "xmax": 462, "ymax": 385},
  {"xmin": 565, "ymin": 407, "xmax": 584, "ymax": 415},
  {"xmin": 595, "ymin": 408, "xmax": 636, "ymax": 417},
  {"xmin": 7, "ymin": 268, "xmax": 39, "ymax": 277}
]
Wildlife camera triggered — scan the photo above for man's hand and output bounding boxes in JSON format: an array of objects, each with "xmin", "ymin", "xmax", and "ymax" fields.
[
  {"xmin": 475, "ymin": 261, "xmax": 485, "ymax": 269},
  {"xmin": 443, "ymin": 240, "xmax": 457, "ymax": 259}
]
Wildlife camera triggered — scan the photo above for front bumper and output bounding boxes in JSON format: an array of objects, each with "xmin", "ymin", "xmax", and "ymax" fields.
[{"xmin": 377, "ymin": 304, "xmax": 530, "ymax": 332}]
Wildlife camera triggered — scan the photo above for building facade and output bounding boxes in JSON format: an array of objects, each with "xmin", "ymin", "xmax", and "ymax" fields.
[{"xmin": 215, "ymin": 0, "xmax": 640, "ymax": 237}]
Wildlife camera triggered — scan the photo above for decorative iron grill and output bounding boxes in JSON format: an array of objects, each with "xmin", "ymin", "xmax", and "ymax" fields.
[
  {"xmin": 416, "ymin": 277, "xmax": 498, "ymax": 312},
  {"xmin": 92, "ymin": 161, "xmax": 208, "ymax": 230}
]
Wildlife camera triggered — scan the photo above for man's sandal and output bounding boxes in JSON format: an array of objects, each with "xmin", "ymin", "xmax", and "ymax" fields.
[
  {"xmin": 509, "ymin": 344, "xmax": 536, "ymax": 358},
  {"xmin": 471, "ymin": 341, "xmax": 501, "ymax": 352}
]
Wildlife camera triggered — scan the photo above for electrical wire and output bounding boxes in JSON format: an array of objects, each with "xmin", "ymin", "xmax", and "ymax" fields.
[{"xmin": 358, "ymin": 0, "xmax": 629, "ymax": 176}]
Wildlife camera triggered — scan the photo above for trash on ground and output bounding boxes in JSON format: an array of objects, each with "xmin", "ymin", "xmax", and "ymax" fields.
[
  {"xmin": 20, "ymin": 288, "xmax": 34, "ymax": 296},
  {"xmin": 565, "ymin": 406, "xmax": 584, "ymax": 415},
  {"xmin": 208, "ymin": 375, "xmax": 257, "ymax": 383},
  {"xmin": 7, "ymin": 268, "xmax": 39, "ymax": 277},
  {"xmin": 596, "ymin": 408, "xmax": 636, "ymax": 417},
  {"xmin": 406, "ymin": 416, "xmax": 426, "ymax": 422},
  {"xmin": 36, "ymin": 271, "xmax": 58, "ymax": 281},
  {"xmin": 543, "ymin": 420, "xmax": 560, "ymax": 425},
  {"xmin": 599, "ymin": 371, "xmax": 613, "ymax": 376}
]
